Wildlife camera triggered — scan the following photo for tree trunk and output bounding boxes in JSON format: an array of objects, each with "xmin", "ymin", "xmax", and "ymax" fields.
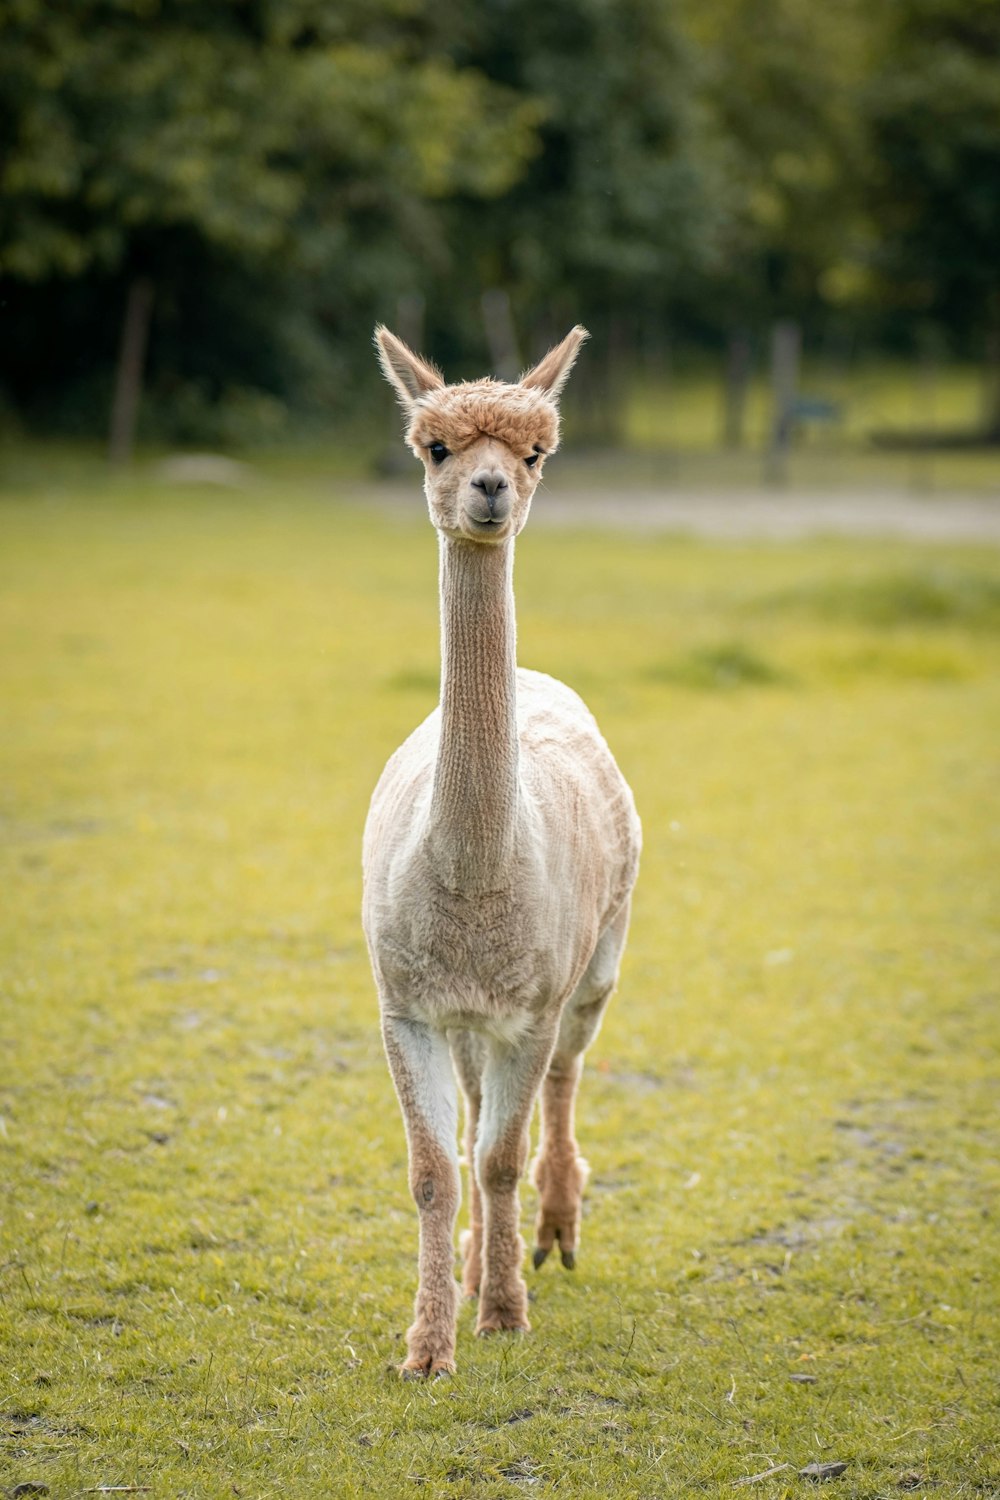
[
  {"xmin": 396, "ymin": 291, "xmax": 426, "ymax": 356},
  {"xmin": 109, "ymin": 276, "xmax": 154, "ymax": 466},
  {"xmin": 605, "ymin": 313, "xmax": 630, "ymax": 447},
  {"xmin": 765, "ymin": 319, "xmax": 800, "ymax": 484},
  {"xmin": 642, "ymin": 320, "xmax": 672, "ymax": 450},
  {"xmin": 481, "ymin": 289, "xmax": 521, "ymax": 382},
  {"xmin": 984, "ymin": 293, "xmax": 1000, "ymax": 441},
  {"xmin": 722, "ymin": 331, "xmax": 752, "ymax": 449}
]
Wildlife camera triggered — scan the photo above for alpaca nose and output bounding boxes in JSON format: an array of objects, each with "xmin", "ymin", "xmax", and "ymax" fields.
[{"xmin": 470, "ymin": 470, "xmax": 509, "ymax": 517}]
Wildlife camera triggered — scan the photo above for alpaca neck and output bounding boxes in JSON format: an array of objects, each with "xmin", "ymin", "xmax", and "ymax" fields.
[{"xmin": 427, "ymin": 535, "xmax": 520, "ymax": 892}]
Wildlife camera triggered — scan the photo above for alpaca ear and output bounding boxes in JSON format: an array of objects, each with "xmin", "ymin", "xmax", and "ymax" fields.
[
  {"xmin": 520, "ymin": 325, "xmax": 589, "ymax": 400},
  {"xmin": 374, "ymin": 325, "xmax": 444, "ymax": 409}
]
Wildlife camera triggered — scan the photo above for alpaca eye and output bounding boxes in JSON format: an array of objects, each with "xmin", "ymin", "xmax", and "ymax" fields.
[
  {"xmin": 524, "ymin": 453, "xmax": 539, "ymax": 468},
  {"xmin": 428, "ymin": 442, "xmax": 450, "ymax": 464}
]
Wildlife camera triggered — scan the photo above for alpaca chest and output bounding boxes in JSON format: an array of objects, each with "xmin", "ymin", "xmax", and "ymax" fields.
[{"xmin": 370, "ymin": 886, "xmax": 554, "ymax": 1024}]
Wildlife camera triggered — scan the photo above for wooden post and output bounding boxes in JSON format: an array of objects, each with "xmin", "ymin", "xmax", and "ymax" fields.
[
  {"xmin": 983, "ymin": 293, "xmax": 1000, "ymax": 440},
  {"xmin": 723, "ymin": 331, "xmax": 751, "ymax": 449},
  {"xmin": 109, "ymin": 276, "xmax": 154, "ymax": 466},
  {"xmin": 605, "ymin": 313, "xmax": 630, "ymax": 447},
  {"xmin": 643, "ymin": 319, "xmax": 672, "ymax": 453},
  {"xmin": 912, "ymin": 326, "xmax": 940, "ymax": 494},
  {"xmin": 481, "ymin": 289, "xmax": 521, "ymax": 381},
  {"xmin": 396, "ymin": 292, "xmax": 425, "ymax": 357},
  {"xmin": 766, "ymin": 319, "xmax": 800, "ymax": 484}
]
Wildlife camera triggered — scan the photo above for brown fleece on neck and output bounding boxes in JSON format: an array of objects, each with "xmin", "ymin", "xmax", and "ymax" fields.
[{"xmin": 407, "ymin": 380, "xmax": 560, "ymax": 457}]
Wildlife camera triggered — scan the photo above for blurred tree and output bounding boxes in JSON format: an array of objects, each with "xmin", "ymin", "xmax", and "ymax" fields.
[
  {"xmin": 415, "ymin": 0, "xmax": 735, "ymax": 439},
  {"xmin": 0, "ymin": 0, "xmax": 538, "ymax": 444},
  {"xmin": 859, "ymin": 0, "xmax": 1000, "ymax": 433},
  {"xmin": 3, "ymin": 0, "xmax": 997, "ymax": 446},
  {"xmin": 680, "ymin": 0, "xmax": 872, "ymax": 332}
]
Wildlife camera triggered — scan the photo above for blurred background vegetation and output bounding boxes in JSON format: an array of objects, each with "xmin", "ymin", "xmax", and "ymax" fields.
[{"xmin": 1, "ymin": 0, "xmax": 999, "ymax": 463}]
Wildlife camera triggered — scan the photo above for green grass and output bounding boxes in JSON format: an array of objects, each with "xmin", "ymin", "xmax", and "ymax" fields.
[
  {"xmin": 5, "ymin": 354, "xmax": 999, "ymax": 502},
  {"xmin": 618, "ymin": 359, "xmax": 1000, "ymax": 494},
  {"xmin": 758, "ymin": 566, "xmax": 1000, "ymax": 632},
  {"xmin": 623, "ymin": 359, "xmax": 989, "ymax": 451},
  {"xmin": 1, "ymin": 470, "xmax": 999, "ymax": 1498}
]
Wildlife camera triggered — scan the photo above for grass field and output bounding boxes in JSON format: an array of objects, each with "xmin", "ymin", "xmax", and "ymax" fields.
[
  {"xmin": 624, "ymin": 360, "xmax": 992, "ymax": 451},
  {"xmin": 4, "ymin": 353, "xmax": 999, "ymax": 500},
  {"xmin": 620, "ymin": 360, "xmax": 1000, "ymax": 495},
  {"xmin": 1, "ymin": 468, "xmax": 999, "ymax": 1498}
]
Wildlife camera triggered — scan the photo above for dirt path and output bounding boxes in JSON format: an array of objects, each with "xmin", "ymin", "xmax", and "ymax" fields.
[{"xmin": 364, "ymin": 482, "xmax": 1000, "ymax": 542}]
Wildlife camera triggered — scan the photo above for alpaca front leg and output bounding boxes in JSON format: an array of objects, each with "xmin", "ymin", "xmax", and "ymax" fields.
[
  {"xmin": 381, "ymin": 1013, "xmax": 461, "ymax": 1377},
  {"xmin": 475, "ymin": 1026, "xmax": 557, "ymax": 1336}
]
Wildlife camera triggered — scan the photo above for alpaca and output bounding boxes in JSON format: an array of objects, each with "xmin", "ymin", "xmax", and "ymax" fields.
[{"xmin": 362, "ymin": 325, "xmax": 641, "ymax": 1377}]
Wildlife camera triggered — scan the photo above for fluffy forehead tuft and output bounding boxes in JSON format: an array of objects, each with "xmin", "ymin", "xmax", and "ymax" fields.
[{"xmin": 407, "ymin": 379, "xmax": 560, "ymax": 455}]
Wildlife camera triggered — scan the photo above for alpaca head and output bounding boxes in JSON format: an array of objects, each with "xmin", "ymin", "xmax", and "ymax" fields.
[{"xmin": 375, "ymin": 325, "xmax": 588, "ymax": 544}]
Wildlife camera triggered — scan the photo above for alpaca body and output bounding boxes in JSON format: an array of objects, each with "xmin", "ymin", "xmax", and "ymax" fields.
[
  {"xmin": 363, "ymin": 325, "xmax": 640, "ymax": 1375},
  {"xmin": 364, "ymin": 665, "xmax": 639, "ymax": 1037}
]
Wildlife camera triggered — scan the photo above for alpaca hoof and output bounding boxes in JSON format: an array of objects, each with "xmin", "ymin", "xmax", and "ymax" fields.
[
  {"xmin": 475, "ymin": 1291, "xmax": 530, "ymax": 1336},
  {"xmin": 532, "ymin": 1246, "xmax": 550, "ymax": 1270},
  {"xmin": 476, "ymin": 1319, "xmax": 530, "ymax": 1338},
  {"xmin": 399, "ymin": 1357, "xmax": 456, "ymax": 1380},
  {"xmin": 560, "ymin": 1248, "xmax": 576, "ymax": 1270}
]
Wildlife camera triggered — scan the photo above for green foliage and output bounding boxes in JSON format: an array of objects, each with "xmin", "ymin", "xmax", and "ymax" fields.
[
  {"xmin": 0, "ymin": 1, "xmax": 537, "ymax": 280},
  {"xmin": 447, "ymin": 0, "xmax": 726, "ymax": 313},
  {"xmin": 1, "ymin": 472, "xmax": 999, "ymax": 1494},
  {"xmin": 0, "ymin": 0, "xmax": 539, "ymax": 428},
  {"xmin": 860, "ymin": 0, "xmax": 1000, "ymax": 331},
  {"xmin": 681, "ymin": 0, "xmax": 872, "ymax": 320},
  {"xmin": 2, "ymin": 0, "xmax": 1000, "ymax": 433}
]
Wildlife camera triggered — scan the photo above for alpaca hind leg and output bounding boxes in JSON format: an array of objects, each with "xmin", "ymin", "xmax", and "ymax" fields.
[
  {"xmin": 449, "ymin": 1028, "xmax": 487, "ymax": 1297},
  {"xmin": 532, "ymin": 898, "xmax": 631, "ymax": 1270},
  {"xmin": 381, "ymin": 1012, "xmax": 461, "ymax": 1376},
  {"xmin": 475, "ymin": 1022, "xmax": 558, "ymax": 1335}
]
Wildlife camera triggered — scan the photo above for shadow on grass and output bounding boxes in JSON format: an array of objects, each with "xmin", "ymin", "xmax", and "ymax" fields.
[
  {"xmin": 643, "ymin": 642, "xmax": 791, "ymax": 691},
  {"xmin": 756, "ymin": 566, "xmax": 1000, "ymax": 631},
  {"xmin": 385, "ymin": 667, "xmax": 439, "ymax": 693}
]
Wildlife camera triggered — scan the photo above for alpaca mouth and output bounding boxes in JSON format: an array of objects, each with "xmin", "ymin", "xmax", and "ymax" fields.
[{"xmin": 464, "ymin": 510, "xmax": 510, "ymax": 538}]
